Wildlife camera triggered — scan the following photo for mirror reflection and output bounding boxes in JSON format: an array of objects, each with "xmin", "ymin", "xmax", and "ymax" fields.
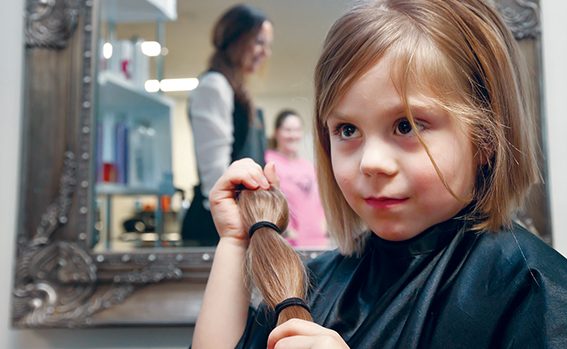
[{"xmin": 93, "ymin": 0, "xmax": 348, "ymax": 251}]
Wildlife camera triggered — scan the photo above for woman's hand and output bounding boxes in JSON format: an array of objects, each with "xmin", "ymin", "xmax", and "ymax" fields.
[
  {"xmin": 267, "ymin": 319, "xmax": 349, "ymax": 349},
  {"xmin": 209, "ymin": 158, "xmax": 279, "ymax": 242}
]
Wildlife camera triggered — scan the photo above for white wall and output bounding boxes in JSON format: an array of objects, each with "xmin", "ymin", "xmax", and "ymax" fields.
[
  {"xmin": 541, "ymin": 0, "xmax": 567, "ymax": 256},
  {"xmin": 2, "ymin": 0, "xmax": 566, "ymax": 348},
  {"xmin": 0, "ymin": 0, "xmax": 24, "ymax": 346}
]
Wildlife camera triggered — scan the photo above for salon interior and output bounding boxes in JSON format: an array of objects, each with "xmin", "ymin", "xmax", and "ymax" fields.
[{"xmin": 1, "ymin": 0, "xmax": 566, "ymax": 348}]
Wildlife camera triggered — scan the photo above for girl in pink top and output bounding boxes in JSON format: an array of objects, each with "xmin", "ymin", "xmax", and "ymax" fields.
[{"xmin": 265, "ymin": 110, "xmax": 329, "ymax": 248}]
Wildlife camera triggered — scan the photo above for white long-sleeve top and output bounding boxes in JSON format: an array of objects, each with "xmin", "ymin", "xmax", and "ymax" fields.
[{"xmin": 188, "ymin": 71, "xmax": 234, "ymax": 207}]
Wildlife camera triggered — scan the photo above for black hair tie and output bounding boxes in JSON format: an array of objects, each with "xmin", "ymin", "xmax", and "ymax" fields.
[
  {"xmin": 248, "ymin": 221, "xmax": 282, "ymax": 238},
  {"xmin": 274, "ymin": 297, "xmax": 311, "ymax": 320}
]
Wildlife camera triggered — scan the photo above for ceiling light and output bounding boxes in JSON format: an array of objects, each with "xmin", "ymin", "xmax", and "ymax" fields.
[
  {"xmin": 144, "ymin": 79, "xmax": 160, "ymax": 93},
  {"xmin": 141, "ymin": 41, "xmax": 162, "ymax": 57},
  {"xmin": 160, "ymin": 78, "xmax": 199, "ymax": 92},
  {"xmin": 102, "ymin": 42, "xmax": 113, "ymax": 59}
]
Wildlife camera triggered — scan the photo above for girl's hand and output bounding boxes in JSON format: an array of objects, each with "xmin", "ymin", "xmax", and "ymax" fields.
[
  {"xmin": 267, "ymin": 319, "xmax": 349, "ymax": 349},
  {"xmin": 209, "ymin": 158, "xmax": 279, "ymax": 242}
]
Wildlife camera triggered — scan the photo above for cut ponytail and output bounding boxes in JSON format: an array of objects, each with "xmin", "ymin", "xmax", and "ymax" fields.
[{"xmin": 237, "ymin": 188, "xmax": 313, "ymax": 326}]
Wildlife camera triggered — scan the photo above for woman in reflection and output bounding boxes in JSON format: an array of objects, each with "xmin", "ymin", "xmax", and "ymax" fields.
[
  {"xmin": 182, "ymin": 4, "xmax": 274, "ymax": 245},
  {"xmin": 265, "ymin": 110, "xmax": 328, "ymax": 248}
]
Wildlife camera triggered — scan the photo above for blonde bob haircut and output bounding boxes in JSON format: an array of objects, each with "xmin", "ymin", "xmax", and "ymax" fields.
[{"xmin": 314, "ymin": 0, "xmax": 539, "ymax": 255}]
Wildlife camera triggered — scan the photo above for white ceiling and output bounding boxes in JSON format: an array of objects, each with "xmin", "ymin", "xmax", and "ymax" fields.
[{"xmin": 112, "ymin": 0, "xmax": 352, "ymax": 97}]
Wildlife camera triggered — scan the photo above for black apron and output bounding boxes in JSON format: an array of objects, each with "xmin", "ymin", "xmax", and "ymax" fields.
[{"xmin": 181, "ymin": 76, "xmax": 265, "ymax": 246}]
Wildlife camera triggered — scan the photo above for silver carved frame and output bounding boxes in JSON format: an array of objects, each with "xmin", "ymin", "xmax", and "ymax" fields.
[{"xmin": 12, "ymin": 0, "xmax": 548, "ymax": 328}]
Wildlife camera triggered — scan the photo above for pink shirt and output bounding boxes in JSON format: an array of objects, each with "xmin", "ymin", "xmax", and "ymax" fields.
[{"xmin": 265, "ymin": 150, "xmax": 329, "ymax": 248}]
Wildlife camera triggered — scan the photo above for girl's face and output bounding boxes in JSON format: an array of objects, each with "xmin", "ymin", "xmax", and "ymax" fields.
[
  {"xmin": 275, "ymin": 115, "xmax": 303, "ymax": 157},
  {"xmin": 327, "ymin": 55, "xmax": 477, "ymax": 241},
  {"xmin": 242, "ymin": 21, "xmax": 273, "ymax": 74}
]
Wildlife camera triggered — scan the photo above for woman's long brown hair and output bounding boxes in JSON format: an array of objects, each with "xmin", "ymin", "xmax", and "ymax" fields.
[
  {"xmin": 209, "ymin": 4, "xmax": 269, "ymax": 122},
  {"xmin": 238, "ymin": 188, "xmax": 312, "ymax": 326}
]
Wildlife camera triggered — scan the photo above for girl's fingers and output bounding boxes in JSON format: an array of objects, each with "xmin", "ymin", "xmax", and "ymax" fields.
[
  {"xmin": 228, "ymin": 159, "xmax": 269, "ymax": 189},
  {"xmin": 267, "ymin": 319, "xmax": 317, "ymax": 348},
  {"xmin": 269, "ymin": 335, "xmax": 315, "ymax": 349},
  {"xmin": 216, "ymin": 159, "xmax": 277, "ymax": 198},
  {"xmin": 208, "ymin": 158, "xmax": 278, "ymax": 240},
  {"xmin": 267, "ymin": 319, "xmax": 346, "ymax": 349},
  {"xmin": 211, "ymin": 159, "xmax": 268, "ymax": 201}
]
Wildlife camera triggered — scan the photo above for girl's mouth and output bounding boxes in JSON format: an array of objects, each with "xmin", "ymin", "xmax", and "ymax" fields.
[{"xmin": 364, "ymin": 197, "xmax": 408, "ymax": 209}]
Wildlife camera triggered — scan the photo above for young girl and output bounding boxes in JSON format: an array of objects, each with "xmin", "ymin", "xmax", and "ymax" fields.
[
  {"xmin": 266, "ymin": 110, "xmax": 329, "ymax": 248},
  {"xmin": 192, "ymin": 0, "xmax": 567, "ymax": 348}
]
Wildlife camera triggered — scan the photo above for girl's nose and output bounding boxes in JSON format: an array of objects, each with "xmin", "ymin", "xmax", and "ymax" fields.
[{"xmin": 359, "ymin": 140, "xmax": 398, "ymax": 177}]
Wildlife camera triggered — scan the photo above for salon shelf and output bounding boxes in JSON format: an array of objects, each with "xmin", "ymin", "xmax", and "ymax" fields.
[
  {"xmin": 96, "ymin": 183, "xmax": 175, "ymax": 196},
  {"xmin": 97, "ymin": 70, "xmax": 174, "ymax": 190},
  {"xmin": 95, "ymin": 0, "xmax": 177, "ymax": 252},
  {"xmin": 96, "ymin": 72, "xmax": 175, "ymax": 250},
  {"xmin": 98, "ymin": 71, "xmax": 173, "ymax": 114}
]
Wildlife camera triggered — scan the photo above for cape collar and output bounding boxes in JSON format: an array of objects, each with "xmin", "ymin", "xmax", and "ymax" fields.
[{"xmin": 367, "ymin": 214, "xmax": 471, "ymax": 259}]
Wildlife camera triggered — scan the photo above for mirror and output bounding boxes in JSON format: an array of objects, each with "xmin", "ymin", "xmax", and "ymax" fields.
[
  {"xmin": 92, "ymin": 0, "xmax": 348, "ymax": 252},
  {"xmin": 13, "ymin": 0, "xmax": 548, "ymax": 328}
]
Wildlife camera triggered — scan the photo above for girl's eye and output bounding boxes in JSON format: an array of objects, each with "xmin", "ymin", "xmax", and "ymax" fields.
[
  {"xmin": 395, "ymin": 119, "xmax": 413, "ymax": 135},
  {"xmin": 394, "ymin": 118, "xmax": 423, "ymax": 136},
  {"xmin": 333, "ymin": 123, "xmax": 359, "ymax": 140}
]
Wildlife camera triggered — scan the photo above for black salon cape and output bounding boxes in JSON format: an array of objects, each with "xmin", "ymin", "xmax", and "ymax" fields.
[{"xmin": 235, "ymin": 219, "xmax": 567, "ymax": 348}]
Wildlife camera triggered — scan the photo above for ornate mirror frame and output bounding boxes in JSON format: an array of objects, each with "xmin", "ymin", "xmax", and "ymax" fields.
[{"xmin": 12, "ymin": 0, "xmax": 548, "ymax": 328}]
